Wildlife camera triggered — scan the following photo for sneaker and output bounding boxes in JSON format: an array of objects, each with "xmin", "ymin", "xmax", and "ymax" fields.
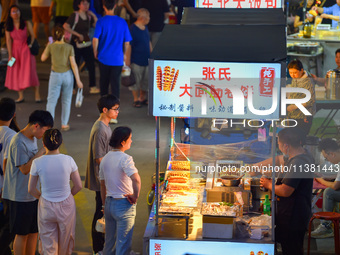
[
  {"xmin": 95, "ymin": 251, "xmax": 103, "ymax": 255},
  {"xmin": 90, "ymin": 87, "xmax": 100, "ymax": 94},
  {"xmin": 311, "ymin": 224, "xmax": 334, "ymax": 238},
  {"xmin": 130, "ymin": 251, "xmax": 140, "ymax": 255},
  {"xmin": 109, "ymin": 118, "xmax": 118, "ymax": 124}
]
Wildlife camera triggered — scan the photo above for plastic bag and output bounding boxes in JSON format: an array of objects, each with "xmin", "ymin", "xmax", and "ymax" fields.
[{"xmin": 75, "ymin": 88, "xmax": 83, "ymax": 108}]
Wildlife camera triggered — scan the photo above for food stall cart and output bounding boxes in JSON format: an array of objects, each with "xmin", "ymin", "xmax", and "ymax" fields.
[{"xmin": 143, "ymin": 8, "xmax": 286, "ymax": 255}]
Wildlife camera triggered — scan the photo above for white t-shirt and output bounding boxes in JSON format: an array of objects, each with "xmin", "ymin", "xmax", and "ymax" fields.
[
  {"xmin": 99, "ymin": 151, "xmax": 138, "ymax": 198},
  {"xmin": 0, "ymin": 126, "xmax": 16, "ymax": 190},
  {"xmin": 30, "ymin": 154, "xmax": 78, "ymax": 202},
  {"xmin": 31, "ymin": 0, "xmax": 51, "ymax": 7}
]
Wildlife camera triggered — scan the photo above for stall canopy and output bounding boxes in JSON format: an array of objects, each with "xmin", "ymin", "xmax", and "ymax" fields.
[{"xmin": 150, "ymin": 8, "xmax": 286, "ymax": 63}]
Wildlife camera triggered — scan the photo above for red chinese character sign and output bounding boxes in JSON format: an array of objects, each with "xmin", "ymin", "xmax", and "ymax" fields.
[
  {"xmin": 149, "ymin": 239, "xmax": 275, "ymax": 255},
  {"xmin": 152, "ymin": 60, "xmax": 281, "ymax": 119},
  {"xmin": 196, "ymin": 0, "xmax": 281, "ymax": 8}
]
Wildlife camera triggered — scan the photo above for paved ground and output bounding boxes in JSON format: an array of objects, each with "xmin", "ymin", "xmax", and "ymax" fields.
[{"xmin": 0, "ymin": 2, "xmax": 338, "ymax": 254}]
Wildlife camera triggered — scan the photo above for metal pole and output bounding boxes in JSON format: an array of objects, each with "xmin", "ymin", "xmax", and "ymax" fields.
[
  {"xmin": 271, "ymin": 122, "xmax": 277, "ymax": 242},
  {"xmin": 155, "ymin": 116, "xmax": 160, "ymax": 236}
]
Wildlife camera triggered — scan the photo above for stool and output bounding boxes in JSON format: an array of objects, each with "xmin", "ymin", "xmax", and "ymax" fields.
[{"xmin": 307, "ymin": 212, "xmax": 340, "ymax": 255}]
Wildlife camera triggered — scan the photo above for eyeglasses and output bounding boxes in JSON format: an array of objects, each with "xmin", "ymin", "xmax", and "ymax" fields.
[{"xmin": 111, "ymin": 107, "xmax": 120, "ymax": 112}]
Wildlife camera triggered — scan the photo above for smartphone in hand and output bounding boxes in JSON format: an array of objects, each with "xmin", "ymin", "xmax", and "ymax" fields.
[
  {"xmin": 7, "ymin": 57, "xmax": 16, "ymax": 67},
  {"xmin": 48, "ymin": 36, "xmax": 53, "ymax": 44}
]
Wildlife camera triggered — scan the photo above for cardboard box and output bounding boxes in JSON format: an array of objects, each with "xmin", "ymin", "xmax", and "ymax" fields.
[{"xmin": 202, "ymin": 215, "xmax": 234, "ymax": 239}]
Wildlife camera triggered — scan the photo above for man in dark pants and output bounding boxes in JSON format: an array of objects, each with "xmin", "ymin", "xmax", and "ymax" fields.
[
  {"xmin": 85, "ymin": 95, "xmax": 120, "ymax": 255},
  {"xmin": 92, "ymin": 0, "xmax": 132, "ymax": 100},
  {"xmin": 257, "ymin": 127, "xmax": 314, "ymax": 255}
]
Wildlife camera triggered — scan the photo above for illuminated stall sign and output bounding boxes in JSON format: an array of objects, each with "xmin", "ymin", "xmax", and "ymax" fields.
[
  {"xmin": 153, "ymin": 60, "xmax": 281, "ymax": 119},
  {"xmin": 195, "ymin": 0, "xmax": 282, "ymax": 8},
  {"xmin": 150, "ymin": 239, "xmax": 275, "ymax": 255}
]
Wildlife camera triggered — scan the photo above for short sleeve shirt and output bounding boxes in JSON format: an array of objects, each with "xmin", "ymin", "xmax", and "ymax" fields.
[
  {"xmin": 2, "ymin": 132, "xmax": 38, "ymax": 202},
  {"xmin": 0, "ymin": 126, "xmax": 16, "ymax": 190},
  {"xmin": 99, "ymin": 151, "xmax": 138, "ymax": 198},
  {"xmin": 31, "ymin": 0, "xmax": 51, "ymax": 7},
  {"xmin": 130, "ymin": 24, "xmax": 150, "ymax": 66},
  {"xmin": 53, "ymin": 0, "xmax": 74, "ymax": 17},
  {"xmin": 30, "ymin": 154, "xmax": 77, "ymax": 202},
  {"xmin": 85, "ymin": 120, "xmax": 112, "ymax": 191},
  {"xmin": 276, "ymin": 152, "xmax": 314, "ymax": 230},
  {"xmin": 66, "ymin": 12, "xmax": 94, "ymax": 43},
  {"xmin": 323, "ymin": 4, "xmax": 340, "ymax": 28},
  {"xmin": 93, "ymin": 15, "xmax": 132, "ymax": 66},
  {"xmin": 45, "ymin": 42, "xmax": 74, "ymax": 73}
]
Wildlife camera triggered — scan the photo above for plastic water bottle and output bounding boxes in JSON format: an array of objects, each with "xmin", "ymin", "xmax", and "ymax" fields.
[{"xmin": 263, "ymin": 194, "xmax": 271, "ymax": 216}]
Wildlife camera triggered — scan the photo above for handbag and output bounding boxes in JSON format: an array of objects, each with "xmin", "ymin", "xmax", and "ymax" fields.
[
  {"xmin": 27, "ymin": 36, "xmax": 39, "ymax": 55},
  {"xmin": 76, "ymin": 40, "xmax": 92, "ymax": 48},
  {"xmin": 75, "ymin": 88, "xmax": 84, "ymax": 108},
  {"xmin": 95, "ymin": 217, "xmax": 105, "ymax": 233},
  {"xmin": 121, "ymin": 68, "xmax": 136, "ymax": 87}
]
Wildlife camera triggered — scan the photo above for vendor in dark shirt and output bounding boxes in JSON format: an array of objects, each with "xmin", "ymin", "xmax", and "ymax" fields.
[
  {"xmin": 254, "ymin": 127, "xmax": 314, "ymax": 255},
  {"xmin": 294, "ymin": 0, "xmax": 315, "ymax": 29}
]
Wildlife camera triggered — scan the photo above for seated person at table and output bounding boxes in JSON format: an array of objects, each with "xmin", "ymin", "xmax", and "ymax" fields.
[
  {"xmin": 311, "ymin": 138, "xmax": 340, "ymax": 238},
  {"xmin": 287, "ymin": 59, "xmax": 316, "ymax": 135},
  {"xmin": 312, "ymin": 1, "xmax": 340, "ymax": 28},
  {"xmin": 294, "ymin": 0, "xmax": 315, "ymax": 29},
  {"xmin": 311, "ymin": 48, "xmax": 340, "ymax": 85},
  {"xmin": 253, "ymin": 127, "xmax": 314, "ymax": 255}
]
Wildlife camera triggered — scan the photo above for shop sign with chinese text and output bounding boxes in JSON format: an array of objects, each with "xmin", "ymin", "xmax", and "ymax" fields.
[
  {"xmin": 150, "ymin": 239, "xmax": 274, "ymax": 255},
  {"xmin": 152, "ymin": 60, "xmax": 282, "ymax": 119},
  {"xmin": 196, "ymin": 0, "xmax": 282, "ymax": 8}
]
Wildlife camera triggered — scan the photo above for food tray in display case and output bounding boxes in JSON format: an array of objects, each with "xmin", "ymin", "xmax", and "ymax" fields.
[
  {"xmin": 201, "ymin": 202, "xmax": 243, "ymax": 217},
  {"xmin": 167, "ymin": 160, "xmax": 190, "ymax": 171}
]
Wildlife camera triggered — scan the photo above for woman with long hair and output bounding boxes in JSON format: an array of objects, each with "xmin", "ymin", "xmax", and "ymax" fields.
[
  {"xmin": 41, "ymin": 26, "xmax": 83, "ymax": 131},
  {"xmin": 5, "ymin": 4, "xmax": 41, "ymax": 103},
  {"xmin": 28, "ymin": 129, "xmax": 82, "ymax": 254}
]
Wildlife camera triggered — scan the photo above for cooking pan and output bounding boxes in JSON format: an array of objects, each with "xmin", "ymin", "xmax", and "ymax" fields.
[{"xmin": 221, "ymin": 174, "xmax": 244, "ymax": 187}]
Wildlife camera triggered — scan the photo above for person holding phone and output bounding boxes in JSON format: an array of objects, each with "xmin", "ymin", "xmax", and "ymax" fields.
[
  {"xmin": 41, "ymin": 26, "xmax": 83, "ymax": 131},
  {"xmin": 4, "ymin": 5, "xmax": 41, "ymax": 104}
]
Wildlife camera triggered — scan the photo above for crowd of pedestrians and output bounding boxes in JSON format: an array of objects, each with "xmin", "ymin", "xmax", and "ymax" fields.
[{"xmin": 0, "ymin": 0, "xmax": 181, "ymax": 254}]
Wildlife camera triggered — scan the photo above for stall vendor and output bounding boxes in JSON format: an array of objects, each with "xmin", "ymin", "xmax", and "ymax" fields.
[
  {"xmin": 311, "ymin": 138, "xmax": 340, "ymax": 238},
  {"xmin": 312, "ymin": 0, "xmax": 340, "ymax": 28},
  {"xmin": 294, "ymin": 0, "xmax": 315, "ymax": 29},
  {"xmin": 254, "ymin": 128, "xmax": 314, "ymax": 255},
  {"xmin": 287, "ymin": 59, "xmax": 316, "ymax": 135}
]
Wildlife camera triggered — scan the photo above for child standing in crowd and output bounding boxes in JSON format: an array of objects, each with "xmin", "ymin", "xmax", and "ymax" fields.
[
  {"xmin": 2, "ymin": 110, "xmax": 53, "ymax": 255},
  {"xmin": 128, "ymin": 8, "xmax": 151, "ymax": 108},
  {"xmin": 85, "ymin": 95, "xmax": 120, "ymax": 255},
  {"xmin": 5, "ymin": 5, "xmax": 41, "ymax": 103},
  {"xmin": 41, "ymin": 26, "xmax": 83, "ymax": 131},
  {"xmin": 100, "ymin": 126, "xmax": 141, "ymax": 255},
  {"xmin": 28, "ymin": 129, "xmax": 82, "ymax": 254}
]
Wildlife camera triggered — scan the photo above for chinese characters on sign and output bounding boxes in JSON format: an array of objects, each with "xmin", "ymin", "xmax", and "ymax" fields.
[
  {"xmin": 196, "ymin": 0, "xmax": 281, "ymax": 8},
  {"xmin": 152, "ymin": 60, "xmax": 281, "ymax": 118}
]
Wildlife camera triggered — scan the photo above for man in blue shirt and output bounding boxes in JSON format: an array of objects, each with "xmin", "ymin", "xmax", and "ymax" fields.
[
  {"xmin": 93, "ymin": 0, "xmax": 132, "ymax": 100},
  {"xmin": 127, "ymin": 8, "xmax": 151, "ymax": 107},
  {"xmin": 313, "ymin": 1, "xmax": 340, "ymax": 28}
]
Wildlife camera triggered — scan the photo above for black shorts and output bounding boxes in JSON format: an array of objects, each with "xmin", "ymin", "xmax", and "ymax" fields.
[{"xmin": 9, "ymin": 200, "xmax": 38, "ymax": 235}]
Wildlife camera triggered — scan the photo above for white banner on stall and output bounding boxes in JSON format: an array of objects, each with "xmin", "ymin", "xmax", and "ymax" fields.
[
  {"xmin": 195, "ymin": 0, "xmax": 282, "ymax": 8},
  {"xmin": 149, "ymin": 239, "xmax": 275, "ymax": 255},
  {"xmin": 153, "ymin": 60, "xmax": 281, "ymax": 119}
]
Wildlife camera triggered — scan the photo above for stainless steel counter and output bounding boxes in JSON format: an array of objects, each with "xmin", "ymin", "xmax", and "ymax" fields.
[{"xmin": 287, "ymin": 30, "xmax": 340, "ymax": 77}]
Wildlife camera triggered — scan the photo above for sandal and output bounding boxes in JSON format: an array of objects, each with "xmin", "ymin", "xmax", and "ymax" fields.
[
  {"xmin": 140, "ymin": 99, "xmax": 148, "ymax": 106},
  {"xmin": 133, "ymin": 101, "xmax": 142, "ymax": 108}
]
